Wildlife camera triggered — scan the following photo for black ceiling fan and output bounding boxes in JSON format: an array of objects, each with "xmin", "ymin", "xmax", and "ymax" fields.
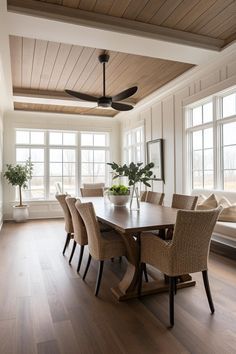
[{"xmin": 65, "ymin": 53, "xmax": 138, "ymax": 111}]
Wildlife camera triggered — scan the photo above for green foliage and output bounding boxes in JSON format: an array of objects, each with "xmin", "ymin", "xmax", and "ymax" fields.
[
  {"xmin": 4, "ymin": 159, "xmax": 34, "ymax": 206},
  {"xmin": 108, "ymin": 184, "xmax": 130, "ymax": 195},
  {"xmin": 107, "ymin": 161, "xmax": 154, "ymax": 187}
]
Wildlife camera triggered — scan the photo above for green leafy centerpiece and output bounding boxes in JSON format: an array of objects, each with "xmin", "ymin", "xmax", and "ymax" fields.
[
  {"xmin": 107, "ymin": 162, "xmax": 154, "ymax": 209},
  {"xmin": 4, "ymin": 159, "xmax": 33, "ymax": 221},
  {"xmin": 107, "ymin": 184, "xmax": 130, "ymax": 207}
]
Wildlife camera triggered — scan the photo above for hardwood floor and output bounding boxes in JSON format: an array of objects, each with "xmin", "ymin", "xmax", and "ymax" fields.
[{"xmin": 0, "ymin": 219, "xmax": 235, "ymax": 354}]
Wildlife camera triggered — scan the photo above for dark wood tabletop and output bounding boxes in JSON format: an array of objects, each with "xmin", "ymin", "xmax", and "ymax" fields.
[{"xmin": 81, "ymin": 197, "xmax": 178, "ymax": 234}]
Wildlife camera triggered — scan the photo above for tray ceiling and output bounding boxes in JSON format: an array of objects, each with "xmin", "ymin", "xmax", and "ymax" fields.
[{"xmin": 10, "ymin": 36, "xmax": 193, "ymax": 117}]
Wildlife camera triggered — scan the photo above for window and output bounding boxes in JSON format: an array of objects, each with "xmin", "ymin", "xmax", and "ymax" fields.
[
  {"xmin": 123, "ymin": 126, "xmax": 144, "ymax": 164},
  {"xmin": 15, "ymin": 130, "xmax": 110, "ymax": 200},
  {"xmin": 81, "ymin": 132, "xmax": 109, "ymax": 184},
  {"xmin": 186, "ymin": 89, "xmax": 236, "ymax": 191}
]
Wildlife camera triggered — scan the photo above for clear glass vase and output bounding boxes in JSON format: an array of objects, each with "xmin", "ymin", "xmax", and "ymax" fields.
[{"xmin": 129, "ymin": 185, "xmax": 140, "ymax": 210}]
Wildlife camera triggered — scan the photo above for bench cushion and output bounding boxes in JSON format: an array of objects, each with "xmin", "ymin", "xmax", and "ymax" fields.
[{"xmin": 214, "ymin": 222, "xmax": 236, "ymax": 239}]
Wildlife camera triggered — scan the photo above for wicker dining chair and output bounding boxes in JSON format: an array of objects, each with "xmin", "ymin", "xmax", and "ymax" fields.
[
  {"xmin": 80, "ymin": 188, "xmax": 104, "ymax": 197},
  {"xmin": 145, "ymin": 191, "xmax": 165, "ymax": 205},
  {"xmin": 55, "ymin": 194, "xmax": 74, "ymax": 255},
  {"xmin": 140, "ymin": 191, "xmax": 148, "ymax": 202},
  {"xmin": 65, "ymin": 197, "xmax": 88, "ymax": 273},
  {"xmin": 139, "ymin": 206, "xmax": 222, "ymax": 327},
  {"xmin": 75, "ymin": 201, "xmax": 126, "ymax": 296},
  {"xmin": 171, "ymin": 193, "xmax": 198, "ymax": 210}
]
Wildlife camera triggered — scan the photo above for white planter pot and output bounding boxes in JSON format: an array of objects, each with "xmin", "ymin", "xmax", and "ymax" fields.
[
  {"xmin": 108, "ymin": 194, "xmax": 129, "ymax": 207},
  {"xmin": 13, "ymin": 205, "xmax": 29, "ymax": 222}
]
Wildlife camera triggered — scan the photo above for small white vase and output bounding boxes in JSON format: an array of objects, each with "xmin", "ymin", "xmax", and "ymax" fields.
[
  {"xmin": 13, "ymin": 205, "xmax": 29, "ymax": 222},
  {"xmin": 108, "ymin": 194, "xmax": 129, "ymax": 207}
]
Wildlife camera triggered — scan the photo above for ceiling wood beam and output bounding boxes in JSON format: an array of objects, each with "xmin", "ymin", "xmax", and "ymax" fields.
[{"xmin": 7, "ymin": 0, "xmax": 224, "ymax": 65}]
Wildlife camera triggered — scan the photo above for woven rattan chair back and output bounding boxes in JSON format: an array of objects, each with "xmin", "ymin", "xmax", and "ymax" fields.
[
  {"xmin": 65, "ymin": 197, "xmax": 88, "ymax": 246},
  {"xmin": 170, "ymin": 207, "xmax": 222, "ymax": 275},
  {"xmin": 80, "ymin": 188, "xmax": 104, "ymax": 197},
  {"xmin": 75, "ymin": 202, "xmax": 101, "ymax": 259},
  {"xmin": 171, "ymin": 193, "xmax": 198, "ymax": 210},
  {"xmin": 55, "ymin": 194, "xmax": 73, "ymax": 233},
  {"xmin": 140, "ymin": 191, "xmax": 147, "ymax": 202},
  {"xmin": 145, "ymin": 191, "xmax": 165, "ymax": 205}
]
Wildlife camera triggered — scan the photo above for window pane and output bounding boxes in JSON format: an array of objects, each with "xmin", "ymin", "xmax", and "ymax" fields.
[
  {"xmin": 81, "ymin": 133, "xmax": 93, "ymax": 146},
  {"xmin": 224, "ymin": 170, "xmax": 236, "ymax": 191},
  {"xmin": 50, "ymin": 132, "xmax": 62, "ymax": 145},
  {"xmin": 63, "ymin": 177, "xmax": 76, "ymax": 195},
  {"xmin": 32, "ymin": 163, "xmax": 44, "ymax": 176},
  {"xmin": 94, "ymin": 163, "xmax": 105, "ymax": 176},
  {"xmin": 16, "ymin": 148, "xmax": 30, "ymax": 161},
  {"xmin": 81, "ymin": 176, "xmax": 93, "ymax": 184},
  {"xmin": 50, "ymin": 163, "xmax": 62, "ymax": 176},
  {"xmin": 63, "ymin": 163, "xmax": 75, "ymax": 176},
  {"xmin": 63, "ymin": 149, "xmax": 75, "ymax": 162},
  {"xmin": 204, "ymin": 149, "xmax": 213, "ymax": 170},
  {"xmin": 192, "ymin": 106, "xmax": 202, "ymax": 126},
  {"xmin": 223, "ymin": 93, "xmax": 236, "ymax": 118},
  {"xmin": 94, "ymin": 134, "xmax": 106, "ymax": 146},
  {"xmin": 223, "ymin": 122, "xmax": 236, "ymax": 146},
  {"xmin": 81, "ymin": 150, "xmax": 93, "ymax": 162},
  {"xmin": 16, "ymin": 131, "xmax": 29, "ymax": 144},
  {"xmin": 136, "ymin": 130, "xmax": 141, "ymax": 143},
  {"xmin": 224, "ymin": 146, "xmax": 236, "ymax": 169},
  {"xmin": 63, "ymin": 132, "xmax": 76, "ymax": 146},
  {"xmin": 31, "ymin": 148, "xmax": 44, "ymax": 162},
  {"xmin": 49, "ymin": 177, "xmax": 62, "ymax": 198},
  {"xmin": 94, "ymin": 150, "xmax": 105, "ymax": 163},
  {"xmin": 204, "ymin": 128, "xmax": 213, "ymax": 148},
  {"xmin": 203, "ymin": 102, "xmax": 213, "ymax": 123},
  {"xmin": 81, "ymin": 163, "xmax": 93, "ymax": 176},
  {"xmin": 30, "ymin": 177, "xmax": 44, "ymax": 199},
  {"xmin": 193, "ymin": 131, "xmax": 202, "ymax": 150},
  {"xmin": 204, "ymin": 171, "xmax": 214, "ymax": 189},
  {"xmin": 193, "ymin": 171, "xmax": 203, "ymax": 188},
  {"xmin": 50, "ymin": 149, "xmax": 62, "ymax": 162},
  {"xmin": 94, "ymin": 177, "xmax": 105, "ymax": 183},
  {"xmin": 193, "ymin": 150, "xmax": 202, "ymax": 170},
  {"xmin": 31, "ymin": 131, "xmax": 44, "ymax": 145}
]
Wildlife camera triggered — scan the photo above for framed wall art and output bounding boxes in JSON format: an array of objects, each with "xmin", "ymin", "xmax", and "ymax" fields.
[{"xmin": 146, "ymin": 138, "xmax": 164, "ymax": 181}]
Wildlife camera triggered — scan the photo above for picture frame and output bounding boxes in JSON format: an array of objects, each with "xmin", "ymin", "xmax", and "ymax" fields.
[{"xmin": 146, "ymin": 138, "xmax": 164, "ymax": 181}]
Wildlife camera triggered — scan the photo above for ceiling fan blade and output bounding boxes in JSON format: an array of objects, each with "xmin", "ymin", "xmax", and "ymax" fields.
[
  {"xmin": 65, "ymin": 89, "xmax": 98, "ymax": 102},
  {"xmin": 112, "ymin": 86, "xmax": 138, "ymax": 102},
  {"xmin": 111, "ymin": 102, "xmax": 134, "ymax": 111}
]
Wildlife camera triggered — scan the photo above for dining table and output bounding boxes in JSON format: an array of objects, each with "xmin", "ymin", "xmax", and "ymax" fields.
[{"xmin": 81, "ymin": 197, "xmax": 196, "ymax": 301}]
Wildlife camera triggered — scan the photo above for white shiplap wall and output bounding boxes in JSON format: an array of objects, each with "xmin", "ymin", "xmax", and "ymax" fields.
[{"xmin": 120, "ymin": 45, "xmax": 236, "ymax": 206}]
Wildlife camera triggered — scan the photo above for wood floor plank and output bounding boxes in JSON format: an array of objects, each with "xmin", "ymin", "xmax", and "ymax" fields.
[{"xmin": 0, "ymin": 220, "xmax": 236, "ymax": 354}]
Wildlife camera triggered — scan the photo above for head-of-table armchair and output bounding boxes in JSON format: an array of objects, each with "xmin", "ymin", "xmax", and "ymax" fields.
[
  {"xmin": 76, "ymin": 201, "xmax": 126, "ymax": 296},
  {"xmin": 171, "ymin": 193, "xmax": 198, "ymax": 210},
  {"xmin": 80, "ymin": 188, "xmax": 104, "ymax": 197},
  {"xmin": 139, "ymin": 206, "xmax": 222, "ymax": 327},
  {"xmin": 65, "ymin": 197, "xmax": 88, "ymax": 273},
  {"xmin": 55, "ymin": 194, "xmax": 74, "ymax": 255}
]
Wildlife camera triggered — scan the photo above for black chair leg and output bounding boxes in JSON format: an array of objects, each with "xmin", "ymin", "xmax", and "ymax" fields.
[
  {"xmin": 119, "ymin": 256, "xmax": 122, "ymax": 263},
  {"xmin": 143, "ymin": 263, "xmax": 149, "ymax": 282},
  {"xmin": 62, "ymin": 233, "xmax": 71, "ymax": 255},
  {"xmin": 77, "ymin": 245, "xmax": 85, "ymax": 273},
  {"xmin": 95, "ymin": 261, "xmax": 104, "ymax": 296},
  {"xmin": 169, "ymin": 277, "xmax": 176, "ymax": 327},
  {"xmin": 69, "ymin": 240, "xmax": 76, "ymax": 264},
  {"xmin": 83, "ymin": 254, "xmax": 92, "ymax": 280},
  {"xmin": 202, "ymin": 270, "xmax": 215, "ymax": 314},
  {"xmin": 138, "ymin": 263, "xmax": 144, "ymax": 296}
]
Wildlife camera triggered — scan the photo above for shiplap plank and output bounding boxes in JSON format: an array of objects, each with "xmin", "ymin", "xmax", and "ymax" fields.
[
  {"xmin": 93, "ymin": 0, "xmax": 114, "ymax": 14},
  {"xmin": 47, "ymin": 43, "xmax": 72, "ymax": 90},
  {"xmin": 78, "ymin": 0, "xmax": 96, "ymax": 11},
  {"xmin": 62, "ymin": 0, "xmax": 80, "ymax": 7},
  {"xmin": 208, "ymin": 15, "xmax": 236, "ymax": 38},
  {"xmin": 39, "ymin": 41, "xmax": 60, "ymax": 90},
  {"xmin": 149, "ymin": 0, "xmax": 183, "ymax": 26},
  {"xmin": 122, "ymin": 0, "xmax": 149, "ymax": 20},
  {"xmin": 22, "ymin": 37, "xmax": 35, "ymax": 88},
  {"xmin": 31, "ymin": 40, "xmax": 48, "ymax": 89},
  {"xmin": 162, "ymin": 0, "xmax": 200, "ymax": 28},
  {"xmin": 136, "ymin": 0, "xmax": 166, "ymax": 23},
  {"xmin": 9, "ymin": 36, "xmax": 22, "ymax": 87},
  {"xmin": 56, "ymin": 45, "xmax": 83, "ymax": 91},
  {"xmin": 108, "ymin": 0, "xmax": 131, "ymax": 17}
]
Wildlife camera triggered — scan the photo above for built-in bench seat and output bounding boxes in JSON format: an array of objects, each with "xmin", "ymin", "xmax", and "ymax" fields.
[{"xmin": 192, "ymin": 189, "xmax": 236, "ymax": 243}]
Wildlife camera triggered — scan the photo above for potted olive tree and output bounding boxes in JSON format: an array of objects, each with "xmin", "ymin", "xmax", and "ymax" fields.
[
  {"xmin": 107, "ymin": 162, "xmax": 154, "ymax": 209},
  {"xmin": 4, "ymin": 159, "xmax": 33, "ymax": 222}
]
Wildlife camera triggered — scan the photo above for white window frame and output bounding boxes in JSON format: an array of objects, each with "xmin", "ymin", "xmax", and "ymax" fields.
[{"xmin": 123, "ymin": 126, "xmax": 145, "ymax": 164}]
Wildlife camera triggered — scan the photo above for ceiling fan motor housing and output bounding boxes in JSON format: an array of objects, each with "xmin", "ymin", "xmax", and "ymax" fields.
[{"xmin": 98, "ymin": 96, "xmax": 112, "ymax": 107}]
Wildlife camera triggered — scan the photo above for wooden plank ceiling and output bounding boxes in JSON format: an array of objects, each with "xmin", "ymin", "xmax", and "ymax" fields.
[
  {"xmin": 10, "ymin": 36, "xmax": 193, "ymax": 117},
  {"xmin": 36, "ymin": 0, "xmax": 236, "ymax": 42}
]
